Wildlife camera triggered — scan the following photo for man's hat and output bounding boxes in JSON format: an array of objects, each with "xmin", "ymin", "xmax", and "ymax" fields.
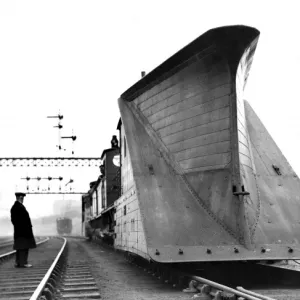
[{"xmin": 15, "ymin": 192, "xmax": 26, "ymax": 197}]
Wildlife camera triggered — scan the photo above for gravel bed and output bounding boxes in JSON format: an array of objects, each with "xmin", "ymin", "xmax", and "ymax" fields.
[{"xmin": 74, "ymin": 239, "xmax": 191, "ymax": 300}]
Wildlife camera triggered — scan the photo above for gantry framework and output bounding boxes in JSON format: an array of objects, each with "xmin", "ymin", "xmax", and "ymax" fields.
[
  {"xmin": 0, "ymin": 157, "xmax": 101, "ymax": 167},
  {"xmin": 25, "ymin": 192, "xmax": 87, "ymax": 194},
  {"xmin": 0, "ymin": 157, "xmax": 102, "ymax": 194}
]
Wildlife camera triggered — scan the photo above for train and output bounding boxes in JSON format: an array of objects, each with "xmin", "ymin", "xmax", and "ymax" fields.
[
  {"xmin": 82, "ymin": 25, "xmax": 300, "ymax": 263},
  {"xmin": 56, "ymin": 217, "xmax": 72, "ymax": 235}
]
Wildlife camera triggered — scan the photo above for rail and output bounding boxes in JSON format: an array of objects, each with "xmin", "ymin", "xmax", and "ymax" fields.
[
  {"xmin": 29, "ymin": 237, "xmax": 67, "ymax": 300},
  {"xmin": 189, "ymin": 275, "xmax": 277, "ymax": 300},
  {"xmin": 237, "ymin": 287, "xmax": 277, "ymax": 300},
  {"xmin": 0, "ymin": 237, "xmax": 49, "ymax": 260},
  {"xmin": 121, "ymin": 248, "xmax": 278, "ymax": 300}
]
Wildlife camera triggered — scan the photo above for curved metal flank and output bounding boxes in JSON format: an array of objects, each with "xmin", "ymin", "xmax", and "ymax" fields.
[
  {"xmin": 121, "ymin": 25, "xmax": 259, "ymax": 102},
  {"xmin": 118, "ymin": 25, "xmax": 300, "ymax": 262}
]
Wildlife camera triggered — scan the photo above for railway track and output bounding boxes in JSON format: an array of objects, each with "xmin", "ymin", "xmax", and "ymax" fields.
[
  {"xmin": 153, "ymin": 259, "xmax": 300, "ymax": 300},
  {"xmin": 54, "ymin": 238, "xmax": 100, "ymax": 299},
  {"xmin": 0, "ymin": 237, "xmax": 65, "ymax": 300},
  {"xmin": 0, "ymin": 240, "xmax": 14, "ymax": 256},
  {"xmin": 0, "ymin": 237, "xmax": 13, "ymax": 246},
  {"xmin": 0, "ymin": 237, "xmax": 101, "ymax": 300},
  {"xmin": 0, "ymin": 237, "xmax": 45, "ymax": 255},
  {"xmin": 0, "ymin": 237, "xmax": 13, "ymax": 243},
  {"xmin": 1, "ymin": 236, "xmax": 300, "ymax": 300}
]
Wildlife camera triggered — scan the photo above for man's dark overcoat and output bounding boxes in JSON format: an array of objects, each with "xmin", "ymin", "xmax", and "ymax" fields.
[{"xmin": 10, "ymin": 201, "xmax": 36, "ymax": 250}]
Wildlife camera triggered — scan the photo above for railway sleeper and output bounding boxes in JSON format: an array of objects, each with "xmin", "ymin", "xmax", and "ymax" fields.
[{"xmin": 41, "ymin": 287, "xmax": 54, "ymax": 300}]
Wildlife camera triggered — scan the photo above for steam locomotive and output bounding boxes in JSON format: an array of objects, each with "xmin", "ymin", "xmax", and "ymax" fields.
[
  {"xmin": 82, "ymin": 25, "xmax": 300, "ymax": 263},
  {"xmin": 56, "ymin": 217, "xmax": 72, "ymax": 235}
]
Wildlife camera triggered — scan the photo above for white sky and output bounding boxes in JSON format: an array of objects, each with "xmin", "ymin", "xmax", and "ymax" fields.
[{"xmin": 0, "ymin": 0, "xmax": 300, "ymax": 220}]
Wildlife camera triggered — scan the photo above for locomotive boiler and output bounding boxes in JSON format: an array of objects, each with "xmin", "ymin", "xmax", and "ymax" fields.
[{"xmin": 82, "ymin": 25, "xmax": 300, "ymax": 263}]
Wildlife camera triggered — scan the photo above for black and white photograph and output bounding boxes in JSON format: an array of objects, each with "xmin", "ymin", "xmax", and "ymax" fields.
[{"xmin": 0, "ymin": 1, "xmax": 300, "ymax": 299}]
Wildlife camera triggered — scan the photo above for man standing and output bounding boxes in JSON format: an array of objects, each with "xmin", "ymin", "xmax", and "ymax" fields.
[{"xmin": 10, "ymin": 192, "xmax": 36, "ymax": 268}]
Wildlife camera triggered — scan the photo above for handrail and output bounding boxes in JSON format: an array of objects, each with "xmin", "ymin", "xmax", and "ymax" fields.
[
  {"xmin": 0, "ymin": 237, "xmax": 49, "ymax": 259},
  {"xmin": 191, "ymin": 275, "xmax": 275, "ymax": 300},
  {"xmin": 29, "ymin": 237, "xmax": 67, "ymax": 300}
]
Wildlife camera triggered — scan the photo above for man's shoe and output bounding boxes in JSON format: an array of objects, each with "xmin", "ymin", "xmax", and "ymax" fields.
[
  {"xmin": 14, "ymin": 263, "xmax": 20, "ymax": 268},
  {"xmin": 19, "ymin": 264, "xmax": 33, "ymax": 268}
]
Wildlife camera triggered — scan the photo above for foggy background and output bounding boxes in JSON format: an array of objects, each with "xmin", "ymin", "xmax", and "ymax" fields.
[
  {"xmin": 0, "ymin": 198, "xmax": 82, "ymax": 236},
  {"xmin": 1, "ymin": 0, "xmax": 300, "ymax": 237}
]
